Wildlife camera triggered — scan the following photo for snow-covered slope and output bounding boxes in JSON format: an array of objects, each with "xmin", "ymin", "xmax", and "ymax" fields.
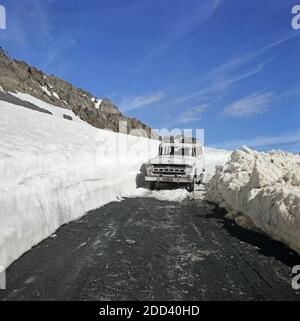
[
  {"xmin": 0, "ymin": 101, "xmax": 159, "ymax": 270},
  {"xmin": 10, "ymin": 92, "xmax": 83, "ymax": 123},
  {"xmin": 206, "ymin": 146, "xmax": 300, "ymax": 254}
]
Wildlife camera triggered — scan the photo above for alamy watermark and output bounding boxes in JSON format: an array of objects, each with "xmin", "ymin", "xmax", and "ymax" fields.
[
  {"xmin": 292, "ymin": 4, "xmax": 300, "ymax": 30},
  {"xmin": 0, "ymin": 4, "xmax": 6, "ymax": 30},
  {"xmin": 292, "ymin": 265, "xmax": 300, "ymax": 290},
  {"xmin": 0, "ymin": 265, "xmax": 6, "ymax": 290},
  {"xmin": 93, "ymin": 121, "xmax": 205, "ymax": 166}
]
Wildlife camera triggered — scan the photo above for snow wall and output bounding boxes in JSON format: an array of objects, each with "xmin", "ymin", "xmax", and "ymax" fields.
[
  {"xmin": 206, "ymin": 146, "xmax": 300, "ymax": 254},
  {"xmin": 0, "ymin": 101, "xmax": 159, "ymax": 269}
]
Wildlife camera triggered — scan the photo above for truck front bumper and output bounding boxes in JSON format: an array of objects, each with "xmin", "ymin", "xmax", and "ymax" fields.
[{"xmin": 145, "ymin": 176, "xmax": 193, "ymax": 184}]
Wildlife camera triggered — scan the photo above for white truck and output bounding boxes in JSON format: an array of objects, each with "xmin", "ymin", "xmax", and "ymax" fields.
[{"xmin": 145, "ymin": 136, "xmax": 205, "ymax": 191}]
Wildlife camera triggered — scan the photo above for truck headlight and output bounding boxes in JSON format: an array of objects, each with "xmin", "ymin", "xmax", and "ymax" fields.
[
  {"xmin": 185, "ymin": 165, "xmax": 193, "ymax": 175},
  {"xmin": 146, "ymin": 164, "xmax": 154, "ymax": 174}
]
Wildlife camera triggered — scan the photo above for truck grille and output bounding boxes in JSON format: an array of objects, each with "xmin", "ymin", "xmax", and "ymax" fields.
[{"xmin": 153, "ymin": 165, "xmax": 186, "ymax": 176}]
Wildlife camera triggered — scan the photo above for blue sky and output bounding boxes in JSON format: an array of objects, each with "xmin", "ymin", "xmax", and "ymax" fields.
[{"xmin": 0, "ymin": 0, "xmax": 299, "ymax": 151}]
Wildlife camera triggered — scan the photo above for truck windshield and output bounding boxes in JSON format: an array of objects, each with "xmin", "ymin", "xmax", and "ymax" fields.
[{"xmin": 159, "ymin": 146, "xmax": 195, "ymax": 157}]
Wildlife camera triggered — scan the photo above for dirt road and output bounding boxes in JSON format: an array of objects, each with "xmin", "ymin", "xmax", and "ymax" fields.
[{"xmin": 1, "ymin": 196, "xmax": 300, "ymax": 301}]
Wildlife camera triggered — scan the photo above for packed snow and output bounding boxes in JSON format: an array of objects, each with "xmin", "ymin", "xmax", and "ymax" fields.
[
  {"xmin": 0, "ymin": 101, "xmax": 159, "ymax": 269},
  {"xmin": 10, "ymin": 92, "xmax": 83, "ymax": 123},
  {"xmin": 203, "ymin": 147, "xmax": 232, "ymax": 183},
  {"xmin": 206, "ymin": 146, "xmax": 300, "ymax": 254}
]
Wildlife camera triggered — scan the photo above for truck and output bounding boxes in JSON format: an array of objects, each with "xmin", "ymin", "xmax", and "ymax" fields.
[{"xmin": 145, "ymin": 136, "xmax": 205, "ymax": 191}]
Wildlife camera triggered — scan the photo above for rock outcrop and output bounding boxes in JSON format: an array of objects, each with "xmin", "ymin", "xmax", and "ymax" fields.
[{"xmin": 0, "ymin": 48, "xmax": 156, "ymax": 138}]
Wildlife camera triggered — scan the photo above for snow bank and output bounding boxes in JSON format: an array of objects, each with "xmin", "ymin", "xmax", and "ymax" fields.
[
  {"xmin": 203, "ymin": 147, "xmax": 232, "ymax": 183},
  {"xmin": 206, "ymin": 146, "xmax": 300, "ymax": 254},
  {"xmin": 0, "ymin": 101, "xmax": 159, "ymax": 269}
]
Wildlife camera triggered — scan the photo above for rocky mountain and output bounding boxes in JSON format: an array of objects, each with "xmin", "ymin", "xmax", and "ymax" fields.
[{"xmin": 0, "ymin": 48, "xmax": 156, "ymax": 138}]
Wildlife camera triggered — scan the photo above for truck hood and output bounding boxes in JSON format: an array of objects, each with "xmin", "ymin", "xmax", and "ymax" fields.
[{"xmin": 149, "ymin": 156, "xmax": 196, "ymax": 166}]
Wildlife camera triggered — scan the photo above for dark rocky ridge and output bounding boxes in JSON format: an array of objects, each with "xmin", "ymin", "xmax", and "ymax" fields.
[{"xmin": 0, "ymin": 48, "xmax": 157, "ymax": 138}]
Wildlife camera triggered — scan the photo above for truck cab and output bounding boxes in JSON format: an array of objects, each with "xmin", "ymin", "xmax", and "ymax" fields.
[{"xmin": 145, "ymin": 136, "xmax": 205, "ymax": 191}]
